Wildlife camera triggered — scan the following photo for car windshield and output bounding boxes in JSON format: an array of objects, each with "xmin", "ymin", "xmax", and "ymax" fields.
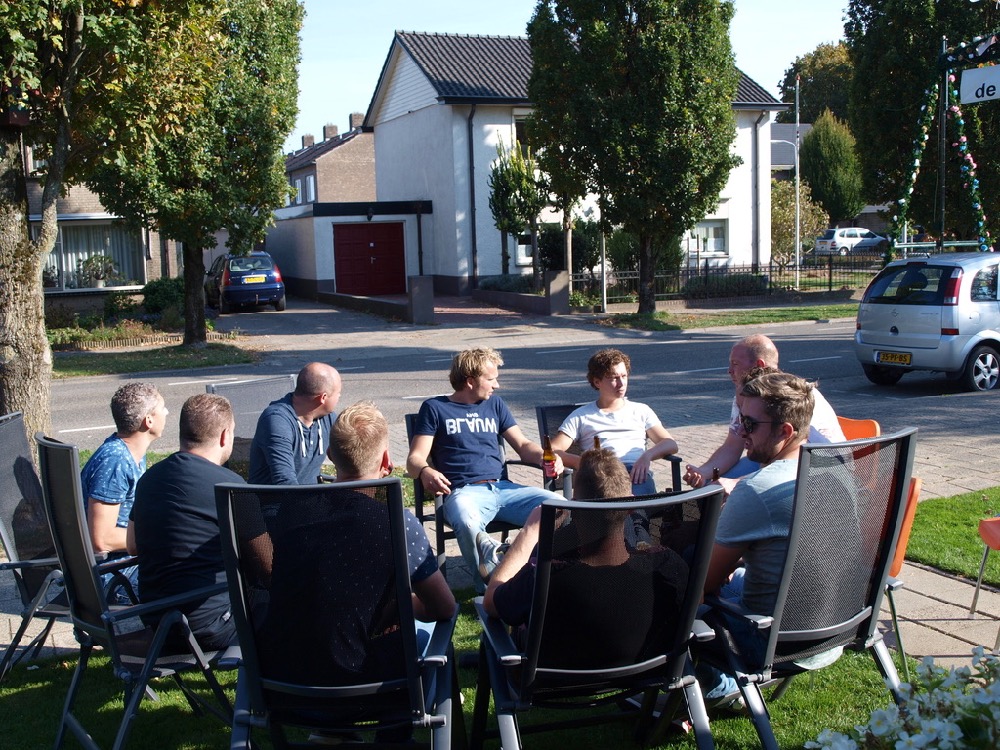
[
  {"xmin": 863, "ymin": 264, "xmax": 948, "ymax": 305},
  {"xmin": 228, "ymin": 257, "xmax": 273, "ymax": 273}
]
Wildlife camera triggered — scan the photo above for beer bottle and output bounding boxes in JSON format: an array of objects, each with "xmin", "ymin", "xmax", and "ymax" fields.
[
  {"xmin": 593, "ymin": 435, "xmax": 601, "ymax": 450},
  {"xmin": 542, "ymin": 435, "xmax": 557, "ymax": 478}
]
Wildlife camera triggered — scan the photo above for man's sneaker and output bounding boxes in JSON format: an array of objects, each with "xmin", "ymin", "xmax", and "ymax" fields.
[
  {"xmin": 476, "ymin": 532, "xmax": 507, "ymax": 583},
  {"xmin": 706, "ymin": 690, "xmax": 746, "ymax": 714}
]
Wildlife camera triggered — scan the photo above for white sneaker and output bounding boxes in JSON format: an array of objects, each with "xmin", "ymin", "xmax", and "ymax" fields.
[{"xmin": 476, "ymin": 532, "xmax": 506, "ymax": 583}]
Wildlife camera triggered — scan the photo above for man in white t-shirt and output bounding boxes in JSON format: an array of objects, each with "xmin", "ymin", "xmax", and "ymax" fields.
[{"xmin": 683, "ymin": 334, "xmax": 844, "ymax": 489}]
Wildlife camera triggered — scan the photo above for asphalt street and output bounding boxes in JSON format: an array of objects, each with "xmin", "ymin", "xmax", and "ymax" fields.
[{"xmin": 50, "ymin": 296, "xmax": 999, "ymax": 500}]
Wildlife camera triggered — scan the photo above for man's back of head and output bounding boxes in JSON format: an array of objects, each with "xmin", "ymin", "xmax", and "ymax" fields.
[
  {"xmin": 573, "ymin": 447, "xmax": 632, "ymax": 500},
  {"xmin": 327, "ymin": 400, "xmax": 389, "ymax": 480},
  {"xmin": 110, "ymin": 382, "xmax": 161, "ymax": 435},
  {"xmin": 738, "ymin": 334, "xmax": 780, "ymax": 369},
  {"xmin": 179, "ymin": 394, "xmax": 234, "ymax": 463}
]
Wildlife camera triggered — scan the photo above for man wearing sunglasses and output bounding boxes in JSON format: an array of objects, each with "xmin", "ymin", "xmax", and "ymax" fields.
[
  {"xmin": 683, "ymin": 334, "xmax": 843, "ymax": 488},
  {"xmin": 696, "ymin": 370, "xmax": 815, "ymax": 710}
]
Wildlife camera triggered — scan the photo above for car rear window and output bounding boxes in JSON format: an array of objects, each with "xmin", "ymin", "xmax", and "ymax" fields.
[
  {"xmin": 863, "ymin": 264, "xmax": 948, "ymax": 305},
  {"xmin": 228, "ymin": 257, "xmax": 274, "ymax": 272},
  {"xmin": 819, "ymin": 230, "xmax": 835, "ymax": 240}
]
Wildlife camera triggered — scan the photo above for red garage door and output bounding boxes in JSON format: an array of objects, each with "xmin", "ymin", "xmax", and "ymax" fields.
[{"xmin": 333, "ymin": 222, "xmax": 406, "ymax": 296}]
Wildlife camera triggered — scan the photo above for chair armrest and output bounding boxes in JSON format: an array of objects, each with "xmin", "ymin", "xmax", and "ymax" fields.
[
  {"xmin": 691, "ymin": 618, "xmax": 716, "ymax": 643},
  {"xmin": 0, "ymin": 556, "xmax": 60, "ymax": 571},
  {"xmin": 104, "ymin": 581, "xmax": 228, "ymax": 624},
  {"xmin": 886, "ymin": 576, "xmax": 903, "ymax": 592},
  {"xmin": 420, "ymin": 604, "xmax": 460, "ymax": 668},
  {"xmin": 317, "ymin": 473, "xmax": 336, "ymax": 484},
  {"xmin": 659, "ymin": 454, "xmax": 683, "ymax": 492},
  {"xmin": 704, "ymin": 593, "xmax": 773, "ymax": 631},
  {"xmin": 95, "ymin": 554, "xmax": 138, "ymax": 573},
  {"xmin": 218, "ymin": 644, "xmax": 243, "ymax": 670},
  {"xmin": 474, "ymin": 597, "xmax": 523, "ymax": 667}
]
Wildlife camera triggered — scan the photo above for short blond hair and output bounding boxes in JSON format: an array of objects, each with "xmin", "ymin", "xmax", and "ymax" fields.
[
  {"xmin": 449, "ymin": 347, "xmax": 504, "ymax": 390},
  {"xmin": 327, "ymin": 400, "xmax": 388, "ymax": 477}
]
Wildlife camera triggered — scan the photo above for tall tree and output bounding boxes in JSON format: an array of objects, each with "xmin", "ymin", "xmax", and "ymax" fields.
[
  {"xmin": 776, "ymin": 42, "xmax": 853, "ymax": 123},
  {"xmin": 488, "ymin": 142, "xmax": 523, "ymax": 275},
  {"xmin": 87, "ymin": 0, "xmax": 303, "ymax": 345},
  {"xmin": 800, "ymin": 110, "xmax": 865, "ymax": 224},
  {"xmin": 528, "ymin": 0, "xmax": 740, "ymax": 314},
  {"xmin": 0, "ymin": 2, "xmax": 222, "ymax": 441},
  {"xmin": 770, "ymin": 178, "xmax": 830, "ymax": 269},
  {"xmin": 846, "ymin": 0, "xmax": 1000, "ymax": 238}
]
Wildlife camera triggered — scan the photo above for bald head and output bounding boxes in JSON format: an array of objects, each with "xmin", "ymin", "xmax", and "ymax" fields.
[
  {"xmin": 293, "ymin": 362, "xmax": 342, "ymax": 420},
  {"xmin": 729, "ymin": 334, "xmax": 780, "ymax": 386}
]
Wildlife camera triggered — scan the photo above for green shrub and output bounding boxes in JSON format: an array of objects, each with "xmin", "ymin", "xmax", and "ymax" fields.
[
  {"xmin": 157, "ymin": 304, "xmax": 185, "ymax": 331},
  {"xmin": 569, "ymin": 290, "xmax": 600, "ymax": 308},
  {"xmin": 45, "ymin": 304, "xmax": 79, "ymax": 330},
  {"xmin": 142, "ymin": 277, "xmax": 185, "ymax": 314},
  {"xmin": 681, "ymin": 273, "xmax": 769, "ymax": 299},
  {"xmin": 104, "ymin": 291, "xmax": 139, "ymax": 321},
  {"xmin": 478, "ymin": 274, "xmax": 537, "ymax": 293}
]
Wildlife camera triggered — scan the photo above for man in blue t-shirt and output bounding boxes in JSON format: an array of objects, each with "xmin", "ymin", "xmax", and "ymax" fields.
[{"xmin": 407, "ymin": 347, "xmax": 564, "ymax": 591}]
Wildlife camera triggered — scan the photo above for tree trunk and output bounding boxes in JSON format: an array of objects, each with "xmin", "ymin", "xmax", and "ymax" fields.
[
  {"xmin": 637, "ymin": 231, "xmax": 657, "ymax": 314},
  {"xmin": 530, "ymin": 218, "xmax": 541, "ymax": 292},
  {"xmin": 183, "ymin": 241, "xmax": 209, "ymax": 346},
  {"xmin": 0, "ymin": 130, "xmax": 53, "ymax": 447},
  {"xmin": 500, "ymin": 231, "xmax": 510, "ymax": 275},
  {"xmin": 562, "ymin": 207, "xmax": 573, "ymax": 292}
]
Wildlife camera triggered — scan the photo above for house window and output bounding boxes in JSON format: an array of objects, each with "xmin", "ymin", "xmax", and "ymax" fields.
[
  {"xmin": 293, "ymin": 178, "xmax": 303, "ymax": 205},
  {"xmin": 514, "ymin": 118, "xmax": 532, "ymax": 158},
  {"xmin": 304, "ymin": 174, "xmax": 316, "ymax": 203},
  {"xmin": 692, "ymin": 220, "xmax": 728, "ymax": 256},
  {"xmin": 37, "ymin": 222, "xmax": 146, "ymax": 290}
]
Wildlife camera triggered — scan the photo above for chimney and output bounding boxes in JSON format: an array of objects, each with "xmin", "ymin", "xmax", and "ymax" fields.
[
  {"xmin": 323, "ymin": 123, "xmax": 339, "ymax": 141},
  {"xmin": 349, "ymin": 112, "xmax": 365, "ymax": 130},
  {"xmin": 301, "ymin": 133, "xmax": 314, "ymax": 148}
]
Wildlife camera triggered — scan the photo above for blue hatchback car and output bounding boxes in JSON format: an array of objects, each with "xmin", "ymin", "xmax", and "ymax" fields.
[{"xmin": 205, "ymin": 251, "xmax": 286, "ymax": 313}]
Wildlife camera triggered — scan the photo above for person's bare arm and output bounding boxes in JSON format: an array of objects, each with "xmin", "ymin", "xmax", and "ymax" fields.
[
  {"xmin": 483, "ymin": 506, "xmax": 544, "ymax": 617},
  {"xmin": 87, "ymin": 501, "xmax": 128, "ymax": 554},
  {"xmin": 126, "ymin": 520, "xmax": 137, "ymax": 556},
  {"xmin": 411, "ymin": 570, "xmax": 457, "ymax": 622},
  {"xmin": 704, "ymin": 543, "xmax": 746, "ymax": 596},
  {"xmin": 631, "ymin": 425, "xmax": 679, "ymax": 485},
  {"xmin": 407, "ymin": 433, "xmax": 451, "ymax": 496},
  {"xmin": 684, "ymin": 430, "xmax": 744, "ymax": 488},
  {"xmin": 549, "ymin": 431, "xmax": 580, "ymax": 470},
  {"xmin": 504, "ymin": 425, "xmax": 564, "ymax": 475}
]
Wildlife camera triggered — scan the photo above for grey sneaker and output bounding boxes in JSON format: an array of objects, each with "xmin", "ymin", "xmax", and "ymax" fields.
[{"xmin": 476, "ymin": 532, "xmax": 507, "ymax": 583}]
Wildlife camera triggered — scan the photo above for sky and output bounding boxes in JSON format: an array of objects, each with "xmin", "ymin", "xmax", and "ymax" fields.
[{"xmin": 284, "ymin": 0, "xmax": 850, "ymax": 153}]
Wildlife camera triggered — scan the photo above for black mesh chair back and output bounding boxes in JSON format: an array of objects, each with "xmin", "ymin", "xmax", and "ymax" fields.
[
  {"xmin": 405, "ymin": 413, "xmax": 524, "ymax": 577},
  {"xmin": 471, "ymin": 485, "xmax": 725, "ymax": 750},
  {"xmin": 216, "ymin": 477, "xmax": 457, "ymax": 747},
  {"xmin": 36, "ymin": 433, "xmax": 231, "ymax": 749},
  {"xmin": 205, "ymin": 375, "xmax": 296, "ymax": 440},
  {"xmin": 0, "ymin": 412, "xmax": 66, "ymax": 680},
  {"xmin": 534, "ymin": 403, "xmax": 684, "ymax": 493}
]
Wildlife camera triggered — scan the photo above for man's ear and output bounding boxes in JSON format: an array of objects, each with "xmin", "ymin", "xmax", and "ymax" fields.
[{"xmin": 380, "ymin": 449, "xmax": 393, "ymax": 477}]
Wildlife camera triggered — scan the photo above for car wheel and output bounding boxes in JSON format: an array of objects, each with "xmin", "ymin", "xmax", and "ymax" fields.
[
  {"xmin": 274, "ymin": 295, "xmax": 286, "ymax": 311},
  {"xmin": 838, "ymin": 247, "xmax": 847, "ymax": 256},
  {"xmin": 219, "ymin": 295, "xmax": 232, "ymax": 314},
  {"xmin": 862, "ymin": 364, "xmax": 904, "ymax": 386},
  {"xmin": 962, "ymin": 345, "xmax": 1000, "ymax": 391}
]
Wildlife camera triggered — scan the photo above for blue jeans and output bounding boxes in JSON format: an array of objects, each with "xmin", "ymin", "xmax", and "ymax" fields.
[
  {"xmin": 724, "ymin": 457, "xmax": 761, "ymax": 480},
  {"xmin": 100, "ymin": 562, "xmax": 139, "ymax": 606},
  {"xmin": 443, "ymin": 480, "xmax": 562, "ymax": 592},
  {"xmin": 696, "ymin": 568, "xmax": 768, "ymax": 702}
]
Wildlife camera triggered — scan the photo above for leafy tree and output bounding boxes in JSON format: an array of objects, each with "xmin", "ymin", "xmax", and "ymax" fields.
[
  {"xmin": 488, "ymin": 142, "xmax": 523, "ymax": 275},
  {"xmin": 487, "ymin": 139, "xmax": 547, "ymax": 284},
  {"xmin": 777, "ymin": 42, "xmax": 853, "ymax": 123},
  {"xmin": 528, "ymin": 0, "xmax": 741, "ymax": 314},
  {"xmin": 799, "ymin": 110, "xmax": 865, "ymax": 223},
  {"xmin": 770, "ymin": 178, "xmax": 830, "ymax": 269},
  {"xmin": 0, "ymin": 2, "xmax": 223, "ymax": 440},
  {"xmin": 87, "ymin": 0, "xmax": 303, "ymax": 345},
  {"xmin": 845, "ymin": 0, "xmax": 1000, "ymax": 238}
]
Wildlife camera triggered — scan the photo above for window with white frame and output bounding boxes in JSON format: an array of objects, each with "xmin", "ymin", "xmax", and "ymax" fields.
[
  {"xmin": 37, "ymin": 221, "xmax": 146, "ymax": 290},
  {"xmin": 692, "ymin": 220, "xmax": 728, "ymax": 255},
  {"xmin": 293, "ymin": 178, "xmax": 303, "ymax": 205},
  {"xmin": 304, "ymin": 174, "xmax": 316, "ymax": 203}
]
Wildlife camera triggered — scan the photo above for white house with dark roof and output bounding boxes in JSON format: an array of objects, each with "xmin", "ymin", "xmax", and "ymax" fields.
[{"xmin": 363, "ymin": 31, "xmax": 786, "ymax": 295}]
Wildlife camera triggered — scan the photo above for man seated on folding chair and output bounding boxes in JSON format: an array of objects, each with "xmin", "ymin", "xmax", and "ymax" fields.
[
  {"xmin": 81, "ymin": 382, "xmax": 168, "ymax": 604},
  {"xmin": 407, "ymin": 347, "xmax": 565, "ymax": 591},
  {"xmin": 483, "ymin": 447, "xmax": 688, "ymax": 668},
  {"xmin": 128, "ymin": 394, "xmax": 245, "ymax": 651},
  {"xmin": 696, "ymin": 371, "xmax": 827, "ymax": 709}
]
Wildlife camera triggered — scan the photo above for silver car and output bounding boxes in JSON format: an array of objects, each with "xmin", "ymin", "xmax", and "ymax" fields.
[
  {"xmin": 854, "ymin": 254, "xmax": 1000, "ymax": 391},
  {"xmin": 815, "ymin": 227, "xmax": 888, "ymax": 256}
]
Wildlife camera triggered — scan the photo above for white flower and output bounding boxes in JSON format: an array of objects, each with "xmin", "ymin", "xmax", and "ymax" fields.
[
  {"xmin": 894, "ymin": 730, "xmax": 929, "ymax": 749},
  {"xmin": 869, "ymin": 707, "xmax": 900, "ymax": 736}
]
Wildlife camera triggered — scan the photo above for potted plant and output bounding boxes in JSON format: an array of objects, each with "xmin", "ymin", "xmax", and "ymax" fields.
[
  {"xmin": 42, "ymin": 265, "xmax": 59, "ymax": 288},
  {"xmin": 78, "ymin": 255, "xmax": 117, "ymax": 288}
]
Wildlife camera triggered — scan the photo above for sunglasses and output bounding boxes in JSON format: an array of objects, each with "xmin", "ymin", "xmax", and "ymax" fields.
[{"xmin": 738, "ymin": 413, "xmax": 784, "ymax": 435}]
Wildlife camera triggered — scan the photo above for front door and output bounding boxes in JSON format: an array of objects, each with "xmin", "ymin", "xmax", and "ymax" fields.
[{"xmin": 333, "ymin": 222, "xmax": 406, "ymax": 296}]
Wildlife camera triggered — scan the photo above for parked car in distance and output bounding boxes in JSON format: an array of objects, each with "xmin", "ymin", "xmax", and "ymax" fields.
[
  {"xmin": 815, "ymin": 227, "xmax": 889, "ymax": 256},
  {"xmin": 205, "ymin": 251, "xmax": 286, "ymax": 313},
  {"xmin": 854, "ymin": 253, "xmax": 1000, "ymax": 391}
]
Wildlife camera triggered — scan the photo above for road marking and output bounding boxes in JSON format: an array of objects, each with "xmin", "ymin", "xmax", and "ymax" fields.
[
  {"xmin": 546, "ymin": 380, "xmax": 589, "ymax": 387},
  {"xmin": 537, "ymin": 347, "xmax": 589, "ymax": 355},
  {"xmin": 426, "ymin": 357, "xmax": 454, "ymax": 363},
  {"xmin": 168, "ymin": 377, "xmax": 242, "ymax": 386},
  {"xmin": 337, "ymin": 366, "xmax": 366, "ymax": 371},
  {"xmin": 60, "ymin": 424, "xmax": 115, "ymax": 434},
  {"xmin": 788, "ymin": 356, "xmax": 842, "ymax": 363},
  {"xmin": 669, "ymin": 366, "xmax": 728, "ymax": 374},
  {"xmin": 402, "ymin": 393, "xmax": 450, "ymax": 400}
]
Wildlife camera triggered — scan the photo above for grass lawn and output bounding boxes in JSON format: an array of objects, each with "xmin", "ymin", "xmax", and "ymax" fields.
[
  {"xmin": 52, "ymin": 343, "xmax": 258, "ymax": 378},
  {"xmin": 600, "ymin": 304, "xmax": 859, "ymax": 332}
]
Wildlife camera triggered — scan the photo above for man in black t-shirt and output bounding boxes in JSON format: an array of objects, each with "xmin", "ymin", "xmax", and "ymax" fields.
[
  {"xmin": 484, "ymin": 448, "xmax": 689, "ymax": 669},
  {"xmin": 128, "ymin": 394, "xmax": 244, "ymax": 651}
]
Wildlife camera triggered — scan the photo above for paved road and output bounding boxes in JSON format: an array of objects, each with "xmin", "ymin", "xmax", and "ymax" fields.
[{"xmin": 51, "ymin": 296, "xmax": 999, "ymax": 500}]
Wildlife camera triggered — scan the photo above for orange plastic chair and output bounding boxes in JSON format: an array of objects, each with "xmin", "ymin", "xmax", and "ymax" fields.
[
  {"xmin": 886, "ymin": 477, "xmax": 921, "ymax": 682},
  {"xmin": 970, "ymin": 515, "xmax": 1000, "ymax": 652},
  {"xmin": 837, "ymin": 415, "xmax": 881, "ymax": 440}
]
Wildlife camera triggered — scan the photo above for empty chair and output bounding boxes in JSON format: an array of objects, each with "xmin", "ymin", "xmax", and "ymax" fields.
[
  {"xmin": 216, "ymin": 477, "xmax": 462, "ymax": 748},
  {"xmin": 35, "ymin": 434, "xmax": 232, "ymax": 750},
  {"xmin": 696, "ymin": 428, "xmax": 917, "ymax": 750},
  {"xmin": 836, "ymin": 415, "xmax": 881, "ymax": 441},
  {"xmin": 0, "ymin": 411, "xmax": 67, "ymax": 681},
  {"xmin": 970, "ymin": 515, "xmax": 1000, "ymax": 652},
  {"xmin": 471, "ymin": 485, "xmax": 725, "ymax": 750},
  {"xmin": 884, "ymin": 476, "xmax": 921, "ymax": 682}
]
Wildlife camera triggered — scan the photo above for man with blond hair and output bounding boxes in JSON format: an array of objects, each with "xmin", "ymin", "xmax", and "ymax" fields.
[
  {"xmin": 407, "ymin": 347, "xmax": 564, "ymax": 591},
  {"xmin": 128, "ymin": 393, "xmax": 244, "ymax": 650}
]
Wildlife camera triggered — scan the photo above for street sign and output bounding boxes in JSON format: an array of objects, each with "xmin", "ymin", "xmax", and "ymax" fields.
[{"xmin": 961, "ymin": 64, "xmax": 1000, "ymax": 104}]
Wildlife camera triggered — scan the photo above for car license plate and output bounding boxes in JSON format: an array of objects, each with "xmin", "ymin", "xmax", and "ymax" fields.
[
  {"xmin": 877, "ymin": 351, "xmax": 912, "ymax": 366},
  {"xmin": 243, "ymin": 275, "xmax": 266, "ymax": 284}
]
